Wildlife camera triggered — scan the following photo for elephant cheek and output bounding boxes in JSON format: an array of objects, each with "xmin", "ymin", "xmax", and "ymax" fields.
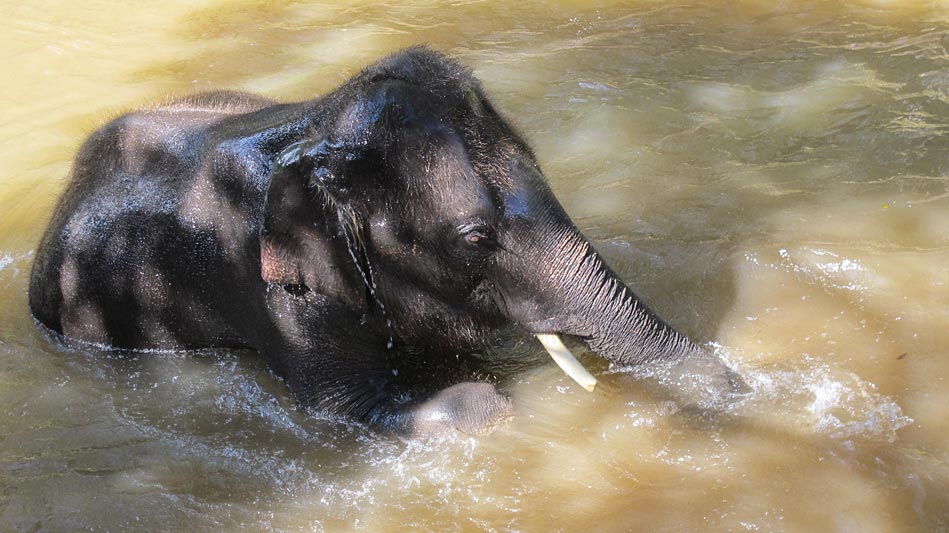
[{"xmin": 368, "ymin": 215, "xmax": 402, "ymax": 257}]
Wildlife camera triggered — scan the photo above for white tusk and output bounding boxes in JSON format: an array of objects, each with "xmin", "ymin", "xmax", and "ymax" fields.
[{"xmin": 535, "ymin": 334, "xmax": 597, "ymax": 392}]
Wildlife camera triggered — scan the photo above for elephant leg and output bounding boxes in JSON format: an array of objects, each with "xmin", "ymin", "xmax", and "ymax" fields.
[
  {"xmin": 279, "ymin": 343, "xmax": 513, "ymax": 437},
  {"xmin": 391, "ymin": 382, "xmax": 513, "ymax": 437},
  {"xmin": 261, "ymin": 290, "xmax": 512, "ymax": 437}
]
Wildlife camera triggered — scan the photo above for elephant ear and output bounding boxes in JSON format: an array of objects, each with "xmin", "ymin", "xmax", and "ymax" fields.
[
  {"xmin": 259, "ymin": 138, "xmax": 350, "ymax": 288},
  {"xmin": 261, "ymin": 88, "xmax": 397, "ymax": 289}
]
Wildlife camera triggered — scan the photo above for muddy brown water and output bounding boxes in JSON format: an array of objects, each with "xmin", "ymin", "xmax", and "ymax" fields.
[{"xmin": 2, "ymin": 0, "xmax": 948, "ymax": 530}]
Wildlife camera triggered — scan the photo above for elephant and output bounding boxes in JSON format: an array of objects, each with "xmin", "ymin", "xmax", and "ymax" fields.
[{"xmin": 29, "ymin": 47, "xmax": 744, "ymax": 437}]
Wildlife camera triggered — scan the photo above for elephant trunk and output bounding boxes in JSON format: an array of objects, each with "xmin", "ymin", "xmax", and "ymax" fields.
[
  {"xmin": 549, "ymin": 231, "xmax": 700, "ymax": 366},
  {"xmin": 501, "ymin": 225, "xmax": 747, "ymax": 403},
  {"xmin": 502, "ymin": 225, "xmax": 701, "ymax": 369}
]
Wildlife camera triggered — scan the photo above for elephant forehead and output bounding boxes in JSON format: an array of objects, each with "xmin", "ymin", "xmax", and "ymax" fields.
[{"xmin": 402, "ymin": 131, "xmax": 497, "ymax": 219}]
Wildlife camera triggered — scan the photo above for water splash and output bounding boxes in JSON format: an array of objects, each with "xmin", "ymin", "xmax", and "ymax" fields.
[{"xmin": 719, "ymin": 346, "xmax": 913, "ymax": 444}]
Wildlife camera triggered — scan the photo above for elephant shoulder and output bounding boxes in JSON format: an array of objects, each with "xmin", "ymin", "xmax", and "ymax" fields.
[{"xmin": 85, "ymin": 90, "xmax": 278, "ymax": 176}]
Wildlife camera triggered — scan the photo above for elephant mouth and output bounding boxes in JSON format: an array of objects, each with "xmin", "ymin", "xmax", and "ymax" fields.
[
  {"xmin": 535, "ymin": 333, "xmax": 597, "ymax": 392},
  {"xmin": 509, "ymin": 314, "xmax": 598, "ymax": 392}
]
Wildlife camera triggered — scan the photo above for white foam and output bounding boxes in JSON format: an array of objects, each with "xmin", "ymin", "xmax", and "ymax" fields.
[{"xmin": 718, "ymin": 345, "xmax": 913, "ymax": 444}]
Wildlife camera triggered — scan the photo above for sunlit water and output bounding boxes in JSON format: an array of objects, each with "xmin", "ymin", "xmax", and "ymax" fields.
[{"xmin": 2, "ymin": 0, "xmax": 948, "ymax": 530}]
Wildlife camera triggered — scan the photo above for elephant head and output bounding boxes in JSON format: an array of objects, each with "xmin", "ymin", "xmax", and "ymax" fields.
[{"xmin": 259, "ymin": 48, "xmax": 741, "ymax": 407}]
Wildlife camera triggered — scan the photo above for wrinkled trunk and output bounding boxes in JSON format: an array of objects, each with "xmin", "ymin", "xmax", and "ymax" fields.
[
  {"xmin": 502, "ymin": 225, "xmax": 701, "ymax": 368},
  {"xmin": 494, "ymin": 157, "xmax": 720, "ymax": 390},
  {"xmin": 560, "ymin": 234, "xmax": 701, "ymax": 366},
  {"xmin": 498, "ymin": 220, "xmax": 748, "ymax": 406}
]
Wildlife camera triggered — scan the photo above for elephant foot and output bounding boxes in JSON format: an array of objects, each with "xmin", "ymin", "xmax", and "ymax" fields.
[{"xmin": 410, "ymin": 382, "xmax": 513, "ymax": 438}]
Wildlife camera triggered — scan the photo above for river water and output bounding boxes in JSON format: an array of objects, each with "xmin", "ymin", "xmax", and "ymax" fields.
[{"xmin": 2, "ymin": 0, "xmax": 948, "ymax": 530}]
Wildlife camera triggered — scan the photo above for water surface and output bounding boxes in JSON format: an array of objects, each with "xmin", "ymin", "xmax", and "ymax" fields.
[{"xmin": 2, "ymin": 0, "xmax": 948, "ymax": 530}]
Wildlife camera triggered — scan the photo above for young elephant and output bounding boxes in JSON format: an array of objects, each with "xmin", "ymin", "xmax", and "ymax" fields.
[{"xmin": 30, "ymin": 47, "xmax": 739, "ymax": 436}]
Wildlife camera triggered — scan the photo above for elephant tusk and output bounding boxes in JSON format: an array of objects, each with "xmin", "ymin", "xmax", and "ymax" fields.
[{"xmin": 535, "ymin": 334, "xmax": 597, "ymax": 392}]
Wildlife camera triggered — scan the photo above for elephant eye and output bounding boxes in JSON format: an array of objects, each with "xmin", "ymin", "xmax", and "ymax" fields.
[
  {"xmin": 465, "ymin": 231, "xmax": 485, "ymax": 245},
  {"xmin": 458, "ymin": 223, "xmax": 498, "ymax": 251}
]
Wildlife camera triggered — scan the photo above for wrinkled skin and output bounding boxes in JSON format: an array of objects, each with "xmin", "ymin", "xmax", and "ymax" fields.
[{"xmin": 30, "ymin": 47, "xmax": 742, "ymax": 437}]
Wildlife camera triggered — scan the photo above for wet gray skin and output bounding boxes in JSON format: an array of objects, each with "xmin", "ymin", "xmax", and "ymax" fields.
[{"xmin": 28, "ymin": 48, "xmax": 743, "ymax": 437}]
